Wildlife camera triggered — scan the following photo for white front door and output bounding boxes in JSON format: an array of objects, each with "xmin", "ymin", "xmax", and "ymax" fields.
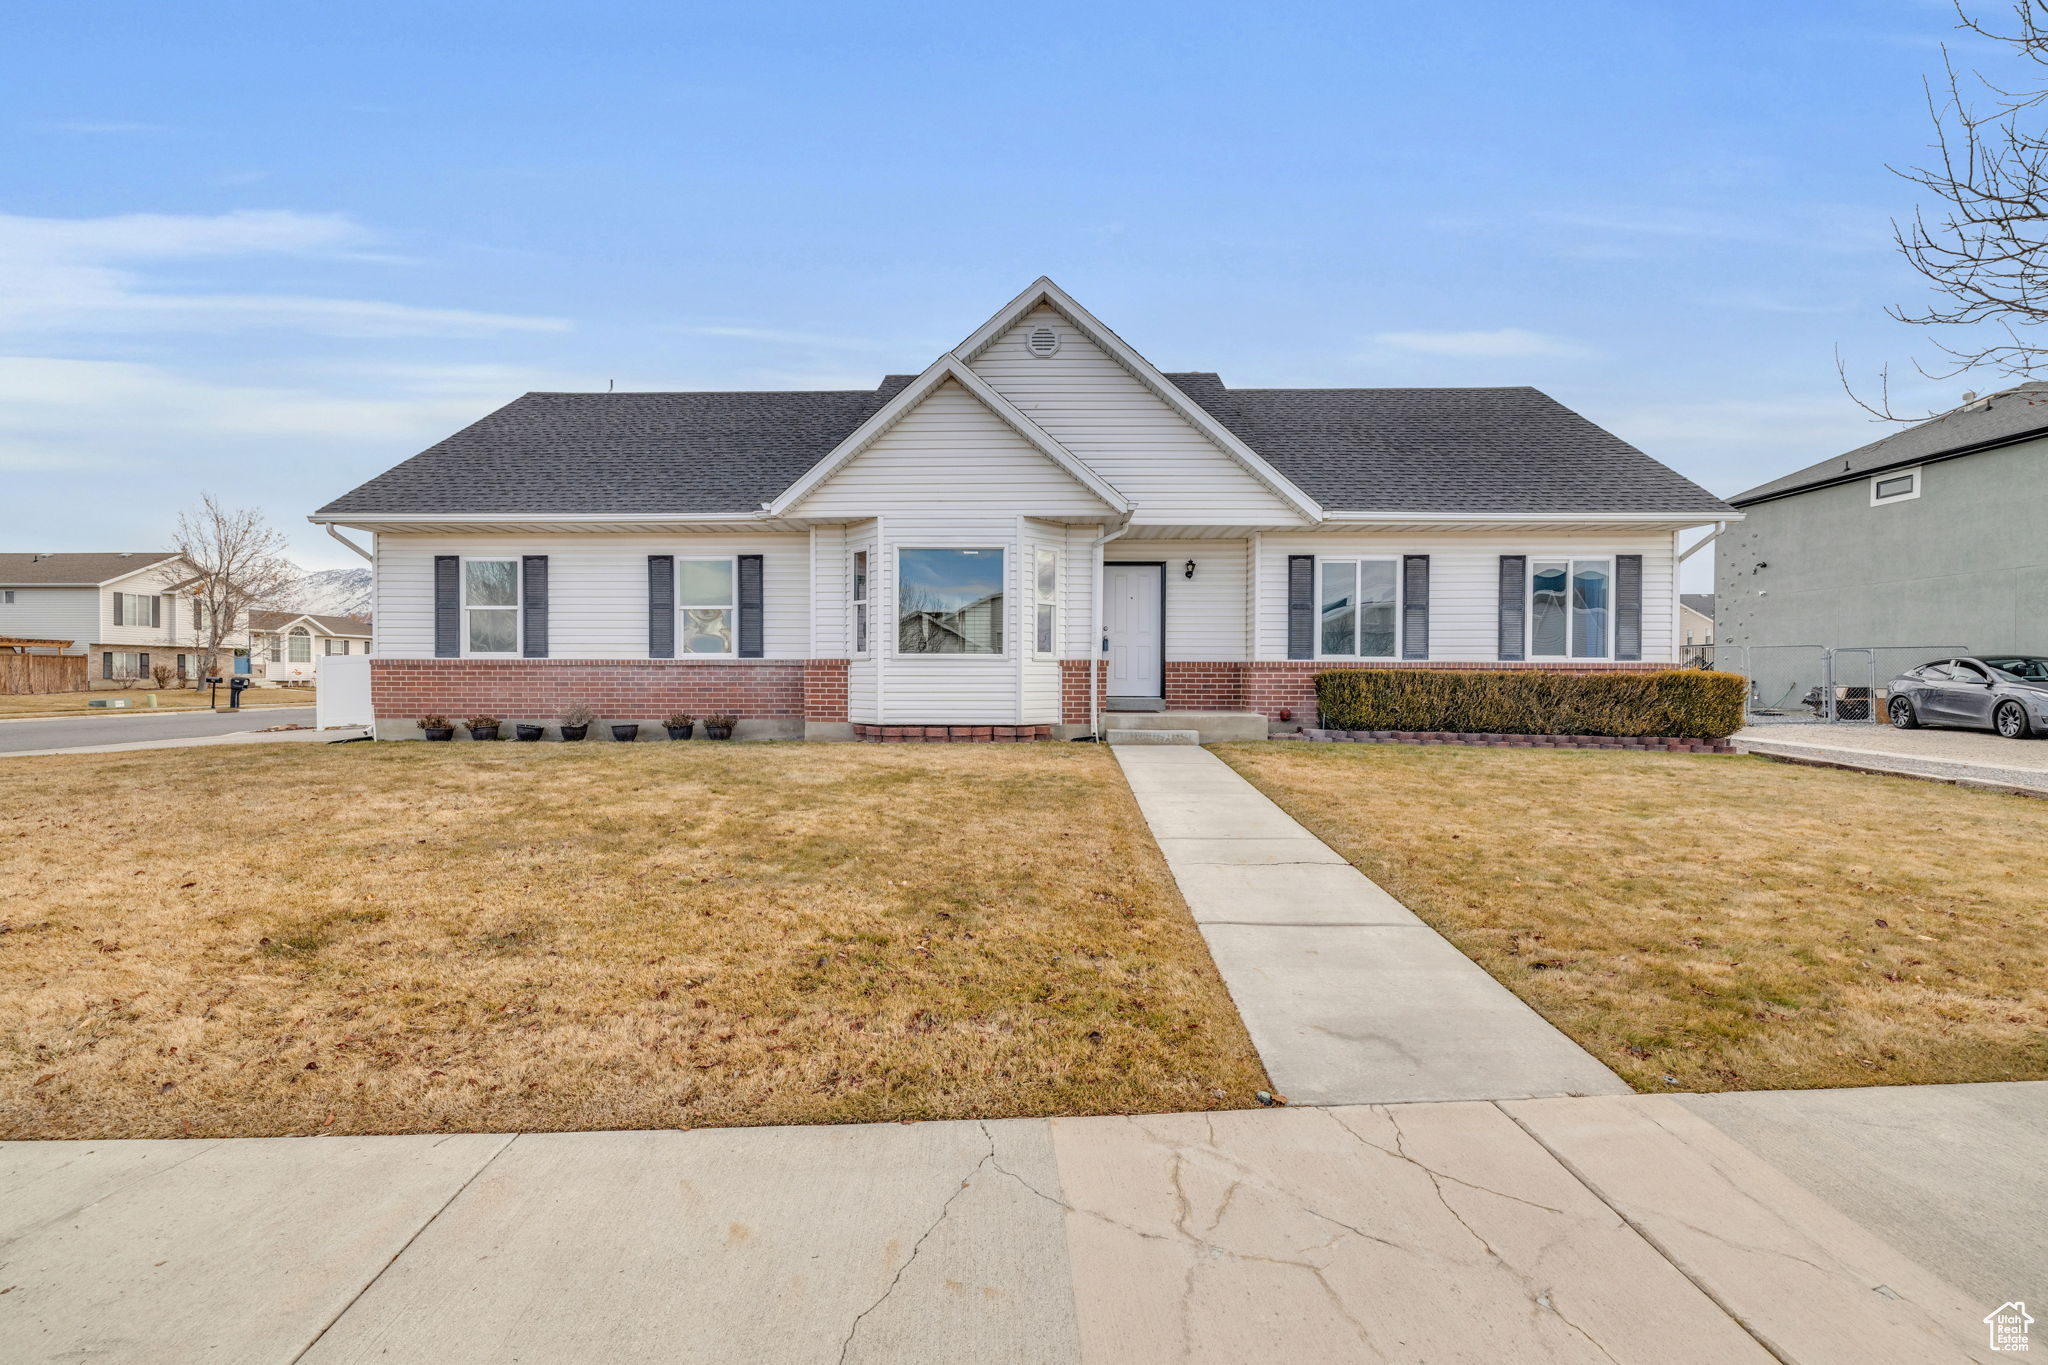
[{"xmin": 1105, "ymin": 563, "xmax": 1163, "ymax": 699}]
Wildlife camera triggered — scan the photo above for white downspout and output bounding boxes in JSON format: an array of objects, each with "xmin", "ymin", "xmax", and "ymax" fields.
[
  {"xmin": 1088, "ymin": 514, "xmax": 1134, "ymax": 739},
  {"xmin": 325, "ymin": 525, "xmax": 373, "ymax": 561}
]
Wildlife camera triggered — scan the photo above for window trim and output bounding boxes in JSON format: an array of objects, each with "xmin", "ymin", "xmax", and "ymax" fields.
[
  {"xmin": 675, "ymin": 554, "xmax": 739, "ymax": 658},
  {"xmin": 460, "ymin": 555, "xmax": 522, "ymax": 658},
  {"xmin": 1527, "ymin": 555, "xmax": 1617, "ymax": 661},
  {"xmin": 894, "ymin": 546, "xmax": 1008, "ymax": 659},
  {"xmin": 1032, "ymin": 545, "xmax": 1060, "ymax": 659},
  {"xmin": 1314, "ymin": 555, "xmax": 1403, "ymax": 661},
  {"xmin": 112, "ymin": 591, "xmax": 162, "ymax": 629},
  {"xmin": 850, "ymin": 548, "xmax": 870, "ymax": 658},
  {"xmin": 1870, "ymin": 466, "xmax": 1922, "ymax": 505}
]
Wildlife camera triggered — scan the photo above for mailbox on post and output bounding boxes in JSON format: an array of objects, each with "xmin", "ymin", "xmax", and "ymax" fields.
[{"xmin": 226, "ymin": 676, "xmax": 251, "ymax": 709}]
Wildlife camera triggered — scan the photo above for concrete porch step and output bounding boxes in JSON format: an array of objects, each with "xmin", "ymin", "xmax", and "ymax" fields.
[
  {"xmin": 1106, "ymin": 728, "xmax": 1201, "ymax": 746},
  {"xmin": 1101, "ymin": 710, "xmax": 1268, "ymax": 743}
]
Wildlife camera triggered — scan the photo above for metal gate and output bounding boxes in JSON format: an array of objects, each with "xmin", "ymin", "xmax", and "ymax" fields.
[{"xmin": 1691, "ymin": 643, "xmax": 1970, "ymax": 724}]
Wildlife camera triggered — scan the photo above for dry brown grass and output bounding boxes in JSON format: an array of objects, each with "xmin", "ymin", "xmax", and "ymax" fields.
[
  {"xmin": 1219, "ymin": 743, "xmax": 2048, "ymax": 1093},
  {"xmin": 0, "ymin": 689, "xmax": 305, "ymax": 718},
  {"xmin": 0, "ymin": 743, "xmax": 1265, "ymax": 1139}
]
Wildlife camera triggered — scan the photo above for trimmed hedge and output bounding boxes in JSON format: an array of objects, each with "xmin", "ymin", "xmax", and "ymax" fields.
[{"xmin": 1314, "ymin": 669, "xmax": 1747, "ymax": 740}]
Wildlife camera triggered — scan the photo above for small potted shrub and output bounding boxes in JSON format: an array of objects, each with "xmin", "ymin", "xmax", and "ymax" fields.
[
  {"xmin": 418, "ymin": 714, "xmax": 454, "ymax": 741},
  {"xmin": 514, "ymin": 721, "xmax": 545, "ymax": 742},
  {"xmin": 664, "ymin": 713, "xmax": 695, "ymax": 741},
  {"xmin": 703, "ymin": 713, "xmax": 737, "ymax": 740},
  {"xmin": 558, "ymin": 704, "xmax": 596, "ymax": 742},
  {"xmin": 464, "ymin": 714, "xmax": 502, "ymax": 742},
  {"xmin": 611, "ymin": 720, "xmax": 640, "ymax": 742}
]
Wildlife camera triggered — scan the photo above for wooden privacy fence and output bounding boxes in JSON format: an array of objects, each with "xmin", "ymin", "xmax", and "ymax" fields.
[{"xmin": 0, "ymin": 639, "xmax": 88, "ymax": 695}]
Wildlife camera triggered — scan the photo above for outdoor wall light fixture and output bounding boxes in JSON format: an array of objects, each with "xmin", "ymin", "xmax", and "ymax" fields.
[{"xmin": 1184, "ymin": 560, "xmax": 1196, "ymax": 579}]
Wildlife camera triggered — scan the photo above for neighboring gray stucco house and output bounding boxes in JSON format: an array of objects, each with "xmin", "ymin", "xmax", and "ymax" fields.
[{"xmin": 1718, "ymin": 383, "xmax": 2048, "ymax": 708}]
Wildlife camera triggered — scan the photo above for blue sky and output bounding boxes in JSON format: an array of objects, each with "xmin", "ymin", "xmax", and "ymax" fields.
[{"xmin": 0, "ymin": 0, "xmax": 1988, "ymax": 584}]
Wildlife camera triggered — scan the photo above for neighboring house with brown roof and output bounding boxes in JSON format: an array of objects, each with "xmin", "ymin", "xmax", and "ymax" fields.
[
  {"xmin": 311, "ymin": 279, "xmax": 1735, "ymax": 741},
  {"xmin": 0, "ymin": 551, "xmax": 248, "ymax": 686},
  {"xmin": 246, "ymin": 610, "xmax": 373, "ymax": 682}
]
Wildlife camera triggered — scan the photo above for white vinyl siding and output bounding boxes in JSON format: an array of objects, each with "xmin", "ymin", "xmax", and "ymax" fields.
[
  {"xmin": 1112, "ymin": 539, "xmax": 1250, "ymax": 662},
  {"xmin": 0, "ymin": 586, "xmax": 99, "ymax": 652},
  {"xmin": 372, "ymin": 533, "xmax": 810, "ymax": 659},
  {"xmin": 787, "ymin": 379, "xmax": 1114, "ymax": 519},
  {"xmin": 968, "ymin": 305, "xmax": 1304, "ymax": 526},
  {"xmin": 96, "ymin": 560, "xmax": 199, "ymax": 648},
  {"xmin": 1256, "ymin": 531, "xmax": 1680, "ymax": 663}
]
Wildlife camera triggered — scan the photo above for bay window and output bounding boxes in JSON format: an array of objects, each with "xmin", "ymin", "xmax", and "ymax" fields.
[
  {"xmin": 463, "ymin": 558, "xmax": 520, "ymax": 655},
  {"xmin": 851, "ymin": 549, "xmax": 869, "ymax": 655},
  {"xmin": 1530, "ymin": 558, "xmax": 1611, "ymax": 659},
  {"xmin": 1034, "ymin": 547, "xmax": 1058, "ymax": 655},
  {"xmin": 898, "ymin": 547, "xmax": 1003, "ymax": 655},
  {"xmin": 678, "ymin": 557, "xmax": 736, "ymax": 655},
  {"xmin": 1318, "ymin": 558, "xmax": 1399, "ymax": 658}
]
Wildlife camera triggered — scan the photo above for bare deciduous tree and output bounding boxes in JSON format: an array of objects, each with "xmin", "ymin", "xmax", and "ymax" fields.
[
  {"xmin": 1860, "ymin": 2, "xmax": 2048, "ymax": 416},
  {"xmin": 173, "ymin": 495, "xmax": 297, "ymax": 683}
]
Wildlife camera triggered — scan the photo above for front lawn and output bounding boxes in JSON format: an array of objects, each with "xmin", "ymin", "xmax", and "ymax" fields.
[
  {"xmin": 1219, "ymin": 743, "xmax": 2048, "ymax": 1092},
  {"xmin": 0, "ymin": 743, "xmax": 1265, "ymax": 1139},
  {"xmin": 0, "ymin": 688, "xmax": 307, "ymax": 718}
]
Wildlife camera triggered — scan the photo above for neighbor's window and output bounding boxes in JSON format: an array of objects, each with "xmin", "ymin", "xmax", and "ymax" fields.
[
  {"xmin": 266, "ymin": 634, "xmax": 282, "ymax": 663},
  {"xmin": 898, "ymin": 548, "xmax": 1004, "ymax": 655},
  {"xmin": 102, "ymin": 650, "xmax": 147, "ymax": 679},
  {"xmin": 463, "ymin": 558, "xmax": 520, "ymax": 654},
  {"xmin": 1318, "ymin": 558, "xmax": 1398, "ymax": 658},
  {"xmin": 1530, "ymin": 559, "xmax": 1611, "ymax": 659},
  {"xmin": 1871, "ymin": 469, "xmax": 1920, "ymax": 504},
  {"xmin": 851, "ymin": 549, "xmax": 869, "ymax": 654},
  {"xmin": 287, "ymin": 627, "xmax": 312, "ymax": 663},
  {"xmin": 113, "ymin": 592, "xmax": 162, "ymax": 628},
  {"xmin": 675, "ymin": 557, "xmax": 736, "ymax": 655},
  {"xmin": 1034, "ymin": 547, "xmax": 1058, "ymax": 655}
]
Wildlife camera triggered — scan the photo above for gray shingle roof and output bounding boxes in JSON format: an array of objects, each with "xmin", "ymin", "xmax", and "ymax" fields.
[
  {"xmin": 1681, "ymin": 593, "xmax": 1715, "ymax": 619},
  {"xmin": 0, "ymin": 552, "xmax": 181, "ymax": 585},
  {"xmin": 315, "ymin": 373, "xmax": 1730, "ymax": 519},
  {"xmin": 247, "ymin": 609, "xmax": 371, "ymax": 635},
  {"xmin": 1163, "ymin": 375, "xmax": 1729, "ymax": 514},
  {"xmin": 1729, "ymin": 382, "xmax": 2048, "ymax": 505}
]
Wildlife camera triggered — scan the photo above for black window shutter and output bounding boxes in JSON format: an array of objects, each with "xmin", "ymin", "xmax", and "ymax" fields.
[
  {"xmin": 1401, "ymin": 555, "xmax": 1430, "ymax": 659},
  {"xmin": 521, "ymin": 556, "xmax": 549, "ymax": 658},
  {"xmin": 1614, "ymin": 554, "xmax": 1644, "ymax": 661},
  {"xmin": 1286, "ymin": 555, "xmax": 1315, "ymax": 660},
  {"xmin": 433, "ymin": 556, "xmax": 460, "ymax": 658},
  {"xmin": 647, "ymin": 555, "xmax": 675, "ymax": 658},
  {"xmin": 139, "ymin": 652, "xmax": 149, "ymax": 674},
  {"xmin": 102, "ymin": 651, "xmax": 112, "ymax": 680},
  {"xmin": 1497, "ymin": 555, "xmax": 1526, "ymax": 661},
  {"xmin": 737, "ymin": 555, "xmax": 765, "ymax": 658}
]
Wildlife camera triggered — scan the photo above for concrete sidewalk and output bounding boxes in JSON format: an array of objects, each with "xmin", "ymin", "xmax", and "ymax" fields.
[
  {"xmin": 1115, "ymin": 744, "xmax": 1629, "ymax": 1105},
  {"xmin": 5, "ymin": 1086, "xmax": 2030, "ymax": 1363},
  {"xmin": 0, "ymin": 711, "xmax": 363, "ymax": 758}
]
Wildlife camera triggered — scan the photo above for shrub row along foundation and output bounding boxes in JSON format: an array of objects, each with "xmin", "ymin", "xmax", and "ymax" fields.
[
  {"xmin": 1299, "ymin": 728, "xmax": 1735, "ymax": 753},
  {"xmin": 853, "ymin": 725, "xmax": 1053, "ymax": 743}
]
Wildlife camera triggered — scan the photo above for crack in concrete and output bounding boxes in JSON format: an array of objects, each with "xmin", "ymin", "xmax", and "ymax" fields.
[{"xmin": 835, "ymin": 1134, "xmax": 994, "ymax": 1365}]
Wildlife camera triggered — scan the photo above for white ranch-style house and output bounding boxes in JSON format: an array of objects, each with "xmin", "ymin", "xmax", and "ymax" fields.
[
  {"xmin": 311, "ymin": 280, "xmax": 1736, "ymax": 740},
  {"xmin": 245, "ymin": 610, "xmax": 373, "ymax": 683}
]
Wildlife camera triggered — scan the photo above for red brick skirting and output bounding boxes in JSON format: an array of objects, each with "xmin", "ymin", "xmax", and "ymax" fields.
[
  {"xmin": 1300, "ymin": 728, "xmax": 1734, "ymax": 754},
  {"xmin": 853, "ymin": 724, "xmax": 1053, "ymax": 743},
  {"xmin": 1060, "ymin": 659, "xmax": 1106, "ymax": 724},
  {"xmin": 372, "ymin": 658, "xmax": 832, "ymax": 720}
]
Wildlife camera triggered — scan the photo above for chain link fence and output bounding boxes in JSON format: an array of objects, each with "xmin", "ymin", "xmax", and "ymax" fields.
[{"xmin": 1686, "ymin": 643, "xmax": 1970, "ymax": 725}]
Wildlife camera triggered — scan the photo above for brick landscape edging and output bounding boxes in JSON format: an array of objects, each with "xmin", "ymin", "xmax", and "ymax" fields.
[
  {"xmin": 1300, "ymin": 728, "xmax": 1735, "ymax": 754},
  {"xmin": 853, "ymin": 724, "xmax": 1053, "ymax": 743}
]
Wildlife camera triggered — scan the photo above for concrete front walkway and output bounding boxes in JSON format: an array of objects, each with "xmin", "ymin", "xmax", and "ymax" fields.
[
  {"xmin": 5, "ymin": 1086, "xmax": 2030, "ymax": 1363},
  {"xmin": 1114, "ymin": 744, "xmax": 1629, "ymax": 1105}
]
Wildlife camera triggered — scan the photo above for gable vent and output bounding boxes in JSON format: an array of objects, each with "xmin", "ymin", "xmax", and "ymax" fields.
[{"xmin": 1026, "ymin": 324, "xmax": 1060, "ymax": 358}]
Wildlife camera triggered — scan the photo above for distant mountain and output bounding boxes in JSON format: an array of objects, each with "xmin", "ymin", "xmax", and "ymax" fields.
[{"xmin": 289, "ymin": 566, "xmax": 372, "ymax": 620}]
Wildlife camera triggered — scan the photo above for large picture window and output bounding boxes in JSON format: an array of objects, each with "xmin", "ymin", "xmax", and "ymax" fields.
[
  {"xmin": 463, "ymin": 558, "xmax": 519, "ymax": 655},
  {"xmin": 1034, "ymin": 547, "xmax": 1058, "ymax": 655},
  {"xmin": 898, "ymin": 547, "xmax": 1004, "ymax": 655},
  {"xmin": 1530, "ymin": 558, "xmax": 1611, "ymax": 659},
  {"xmin": 1318, "ymin": 558, "xmax": 1398, "ymax": 658},
  {"xmin": 678, "ymin": 557, "xmax": 736, "ymax": 655}
]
